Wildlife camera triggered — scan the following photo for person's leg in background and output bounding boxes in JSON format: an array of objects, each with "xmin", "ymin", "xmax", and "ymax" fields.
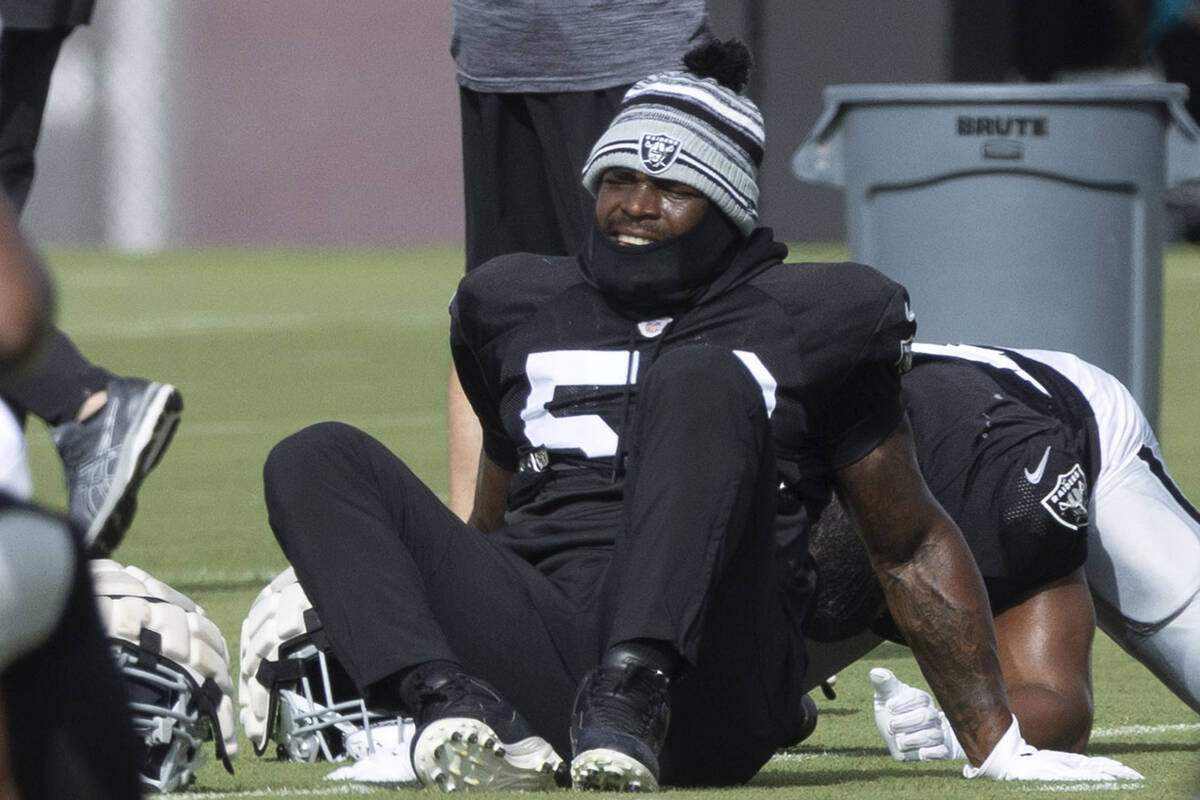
[
  {"xmin": 0, "ymin": 25, "xmax": 183, "ymax": 554},
  {"xmin": 0, "ymin": 27, "xmax": 67, "ymax": 214}
]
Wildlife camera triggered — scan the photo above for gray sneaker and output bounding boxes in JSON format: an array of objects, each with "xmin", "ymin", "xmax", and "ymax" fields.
[{"xmin": 52, "ymin": 377, "xmax": 182, "ymax": 554}]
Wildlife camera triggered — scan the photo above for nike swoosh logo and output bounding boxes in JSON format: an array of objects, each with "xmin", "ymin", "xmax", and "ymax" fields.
[{"xmin": 1024, "ymin": 445, "xmax": 1052, "ymax": 484}]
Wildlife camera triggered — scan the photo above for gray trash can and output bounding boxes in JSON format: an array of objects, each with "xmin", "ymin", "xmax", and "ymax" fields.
[{"xmin": 792, "ymin": 83, "xmax": 1200, "ymax": 425}]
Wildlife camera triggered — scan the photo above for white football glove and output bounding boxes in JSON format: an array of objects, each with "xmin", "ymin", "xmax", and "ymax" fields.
[
  {"xmin": 871, "ymin": 666, "xmax": 1142, "ymax": 781},
  {"xmin": 870, "ymin": 667, "xmax": 964, "ymax": 761},
  {"xmin": 963, "ymin": 715, "xmax": 1143, "ymax": 782}
]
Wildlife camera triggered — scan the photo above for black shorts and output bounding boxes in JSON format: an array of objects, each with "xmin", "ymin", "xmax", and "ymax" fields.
[
  {"xmin": 459, "ymin": 85, "xmax": 627, "ymax": 270},
  {"xmin": 0, "ymin": 26, "xmax": 70, "ymax": 212},
  {"xmin": 904, "ymin": 362, "xmax": 1090, "ymax": 612},
  {"xmin": 947, "ymin": 430, "xmax": 1090, "ymax": 610}
]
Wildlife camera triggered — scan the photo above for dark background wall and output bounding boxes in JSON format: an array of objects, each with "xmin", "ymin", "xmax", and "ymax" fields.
[{"xmin": 710, "ymin": 0, "xmax": 958, "ymax": 241}]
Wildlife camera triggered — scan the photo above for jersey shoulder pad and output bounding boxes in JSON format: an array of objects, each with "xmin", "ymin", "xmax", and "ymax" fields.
[
  {"xmin": 753, "ymin": 261, "xmax": 915, "ymax": 467},
  {"xmin": 452, "ymin": 253, "xmax": 581, "ymax": 335},
  {"xmin": 753, "ymin": 261, "xmax": 914, "ymax": 368},
  {"xmin": 752, "ymin": 260, "xmax": 908, "ymax": 316}
]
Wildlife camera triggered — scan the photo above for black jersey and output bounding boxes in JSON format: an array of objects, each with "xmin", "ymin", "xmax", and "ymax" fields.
[
  {"xmin": 901, "ymin": 344, "xmax": 1098, "ymax": 608},
  {"xmin": 905, "ymin": 344, "xmax": 1100, "ymax": 481},
  {"xmin": 450, "ymin": 230, "xmax": 915, "ymax": 565},
  {"xmin": 809, "ymin": 344, "xmax": 1099, "ymax": 642}
]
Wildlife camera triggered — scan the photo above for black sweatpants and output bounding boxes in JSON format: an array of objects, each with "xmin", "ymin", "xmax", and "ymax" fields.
[
  {"xmin": 459, "ymin": 86, "xmax": 627, "ymax": 270},
  {"xmin": 0, "ymin": 27, "xmax": 66, "ymax": 214},
  {"xmin": 264, "ymin": 346, "xmax": 811, "ymax": 785},
  {"xmin": 0, "ymin": 26, "xmax": 109, "ymax": 424}
]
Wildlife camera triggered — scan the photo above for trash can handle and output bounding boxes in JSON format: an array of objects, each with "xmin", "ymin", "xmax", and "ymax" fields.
[
  {"xmin": 791, "ymin": 97, "xmax": 846, "ymax": 188},
  {"xmin": 1166, "ymin": 93, "xmax": 1200, "ymax": 187}
]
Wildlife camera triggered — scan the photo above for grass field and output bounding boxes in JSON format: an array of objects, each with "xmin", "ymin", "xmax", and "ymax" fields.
[{"xmin": 25, "ymin": 243, "xmax": 1200, "ymax": 798}]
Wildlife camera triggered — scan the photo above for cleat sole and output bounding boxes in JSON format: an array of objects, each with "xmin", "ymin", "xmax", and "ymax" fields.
[
  {"xmin": 571, "ymin": 747, "xmax": 659, "ymax": 792},
  {"xmin": 413, "ymin": 718, "xmax": 563, "ymax": 792}
]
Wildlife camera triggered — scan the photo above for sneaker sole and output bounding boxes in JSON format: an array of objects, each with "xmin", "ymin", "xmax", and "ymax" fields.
[
  {"xmin": 412, "ymin": 718, "xmax": 563, "ymax": 792},
  {"xmin": 87, "ymin": 383, "xmax": 183, "ymax": 554},
  {"xmin": 571, "ymin": 747, "xmax": 659, "ymax": 791}
]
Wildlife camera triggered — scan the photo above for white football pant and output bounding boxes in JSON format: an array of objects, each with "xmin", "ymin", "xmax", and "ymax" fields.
[{"xmin": 1018, "ymin": 349, "xmax": 1200, "ymax": 715}]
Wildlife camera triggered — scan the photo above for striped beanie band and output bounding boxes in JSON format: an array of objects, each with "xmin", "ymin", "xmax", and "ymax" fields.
[{"xmin": 581, "ymin": 70, "xmax": 765, "ymax": 235}]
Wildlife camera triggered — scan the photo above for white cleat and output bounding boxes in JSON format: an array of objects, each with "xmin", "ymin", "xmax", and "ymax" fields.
[{"xmin": 412, "ymin": 717, "xmax": 563, "ymax": 792}]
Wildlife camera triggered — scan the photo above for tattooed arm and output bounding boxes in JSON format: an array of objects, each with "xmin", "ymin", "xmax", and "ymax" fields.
[{"xmin": 834, "ymin": 416, "xmax": 1012, "ymax": 765}]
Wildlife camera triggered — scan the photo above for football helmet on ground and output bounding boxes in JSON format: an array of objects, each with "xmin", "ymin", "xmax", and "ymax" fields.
[
  {"xmin": 92, "ymin": 559, "xmax": 237, "ymax": 793},
  {"xmin": 239, "ymin": 566, "xmax": 412, "ymax": 763}
]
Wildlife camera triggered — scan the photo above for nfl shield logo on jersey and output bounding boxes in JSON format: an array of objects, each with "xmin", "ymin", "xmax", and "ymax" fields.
[
  {"xmin": 637, "ymin": 317, "xmax": 672, "ymax": 339},
  {"xmin": 640, "ymin": 133, "xmax": 681, "ymax": 174},
  {"xmin": 1040, "ymin": 463, "xmax": 1089, "ymax": 530}
]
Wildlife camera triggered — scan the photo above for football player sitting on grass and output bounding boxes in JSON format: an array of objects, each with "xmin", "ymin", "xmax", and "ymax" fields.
[{"xmin": 258, "ymin": 39, "xmax": 1139, "ymax": 791}]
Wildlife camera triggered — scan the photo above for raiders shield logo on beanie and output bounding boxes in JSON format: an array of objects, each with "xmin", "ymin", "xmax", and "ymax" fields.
[
  {"xmin": 581, "ymin": 39, "xmax": 764, "ymax": 235},
  {"xmin": 639, "ymin": 133, "xmax": 682, "ymax": 174}
]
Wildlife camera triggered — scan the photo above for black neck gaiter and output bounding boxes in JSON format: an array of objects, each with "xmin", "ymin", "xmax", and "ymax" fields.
[{"xmin": 577, "ymin": 204, "xmax": 744, "ymax": 316}]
